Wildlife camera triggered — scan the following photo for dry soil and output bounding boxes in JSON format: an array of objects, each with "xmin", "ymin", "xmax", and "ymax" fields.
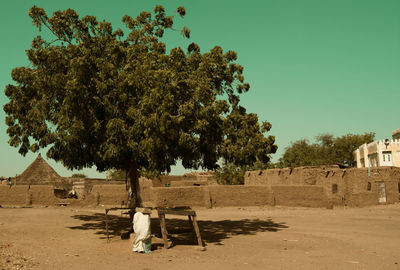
[{"xmin": 1, "ymin": 204, "xmax": 400, "ymax": 270}]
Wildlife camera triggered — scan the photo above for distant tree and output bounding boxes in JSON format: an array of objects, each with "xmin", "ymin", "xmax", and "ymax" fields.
[
  {"xmin": 3, "ymin": 6, "xmax": 277, "ymax": 208},
  {"xmin": 280, "ymin": 139, "xmax": 320, "ymax": 167},
  {"xmin": 214, "ymin": 163, "xmax": 245, "ymax": 185},
  {"xmin": 106, "ymin": 169, "xmax": 126, "ymax": 181},
  {"xmin": 332, "ymin": 133, "xmax": 375, "ymax": 166},
  {"xmin": 71, "ymin": 173, "xmax": 87, "ymax": 178},
  {"xmin": 215, "ymin": 160, "xmax": 273, "ymax": 185},
  {"xmin": 280, "ymin": 133, "xmax": 375, "ymax": 167}
]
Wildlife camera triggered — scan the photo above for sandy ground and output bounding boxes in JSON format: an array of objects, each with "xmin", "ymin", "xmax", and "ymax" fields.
[{"xmin": 1, "ymin": 204, "xmax": 400, "ymax": 270}]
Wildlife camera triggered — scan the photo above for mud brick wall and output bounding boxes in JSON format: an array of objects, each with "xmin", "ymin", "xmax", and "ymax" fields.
[
  {"xmin": 27, "ymin": 185, "xmax": 58, "ymax": 205},
  {"xmin": 245, "ymin": 166, "xmax": 343, "ymax": 187},
  {"xmin": 0, "ymin": 186, "xmax": 27, "ymax": 205},
  {"xmin": 343, "ymin": 168, "xmax": 400, "ymax": 206},
  {"xmin": 151, "ymin": 176, "xmax": 192, "ymax": 187},
  {"xmin": 85, "ymin": 185, "xmax": 127, "ymax": 206},
  {"xmin": 272, "ymin": 186, "xmax": 328, "ymax": 208},
  {"xmin": 208, "ymin": 186, "xmax": 273, "ymax": 207},
  {"xmin": 0, "ymin": 185, "xmax": 58, "ymax": 206},
  {"xmin": 245, "ymin": 166, "xmax": 400, "ymax": 207},
  {"xmin": 150, "ymin": 186, "xmax": 210, "ymax": 208},
  {"xmin": 169, "ymin": 180, "xmax": 208, "ymax": 187},
  {"xmin": 138, "ymin": 177, "xmax": 155, "ymax": 207},
  {"xmin": 143, "ymin": 186, "xmax": 274, "ymax": 208},
  {"xmin": 2, "ymin": 166, "xmax": 399, "ymax": 208}
]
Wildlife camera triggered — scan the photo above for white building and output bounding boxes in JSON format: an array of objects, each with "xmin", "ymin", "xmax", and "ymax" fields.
[{"xmin": 354, "ymin": 128, "xmax": 400, "ymax": 168}]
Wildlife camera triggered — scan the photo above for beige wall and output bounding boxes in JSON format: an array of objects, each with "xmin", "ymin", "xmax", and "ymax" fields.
[
  {"xmin": 245, "ymin": 166, "xmax": 400, "ymax": 207},
  {"xmin": 2, "ymin": 167, "xmax": 400, "ymax": 208},
  {"xmin": 355, "ymin": 140, "xmax": 400, "ymax": 168}
]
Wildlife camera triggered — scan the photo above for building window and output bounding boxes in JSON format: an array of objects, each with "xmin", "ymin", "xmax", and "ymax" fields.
[
  {"xmin": 382, "ymin": 151, "xmax": 393, "ymax": 165},
  {"xmin": 332, "ymin": 184, "xmax": 338, "ymax": 194},
  {"xmin": 367, "ymin": 182, "xmax": 371, "ymax": 191}
]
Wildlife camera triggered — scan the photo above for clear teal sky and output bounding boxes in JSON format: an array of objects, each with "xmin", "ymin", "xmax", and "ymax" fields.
[{"xmin": 1, "ymin": 0, "xmax": 399, "ymax": 178}]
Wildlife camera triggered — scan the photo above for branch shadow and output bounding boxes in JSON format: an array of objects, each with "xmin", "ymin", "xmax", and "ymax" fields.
[
  {"xmin": 68, "ymin": 213, "xmax": 288, "ymax": 245},
  {"xmin": 68, "ymin": 213, "xmax": 131, "ymax": 239},
  {"xmin": 166, "ymin": 218, "xmax": 288, "ymax": 246}
]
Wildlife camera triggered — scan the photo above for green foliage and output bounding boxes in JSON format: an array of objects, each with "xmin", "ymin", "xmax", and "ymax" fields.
[
  {"xmin": 106, "ymin": 169, "xmax": 126, "ymax": 181},
  {"xmin": 71, "ymin": 173, "xmax": 87, "ymax": 178},
  {"xmin": 214, "ymin": 163, "xmax": 246, "ymax": 185},
  {"xmin": 215, "ymin": 160, "xmax": 272, "ymax": 185},
  {"xmin": 3, "ymin": 5, "xmax": 277, "ymax": 204},
  {"xmin": 280, "ymin": 133, "xmax": 375, "ymax": 167}
]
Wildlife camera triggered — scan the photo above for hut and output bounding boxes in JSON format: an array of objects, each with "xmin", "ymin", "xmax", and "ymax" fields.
[{"xmin": 16, "ymin": 154, "xmax": 72, "ymax": 192}]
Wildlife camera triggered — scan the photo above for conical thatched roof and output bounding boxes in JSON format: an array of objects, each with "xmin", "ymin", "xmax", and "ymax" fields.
[{"xmin": 17, "ymin": 154, "xmax": 62, "ymax": 185}]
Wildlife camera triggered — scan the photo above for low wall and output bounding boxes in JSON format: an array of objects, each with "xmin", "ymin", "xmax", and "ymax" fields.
[
  {"xmin": 245, "ymin": 166, "xmax": 400, "ymax": 207},
  {"xmin": 151, "ymin": 186, "xmax": 210, "ymax": 208},
  {"xmin": 0, "ymin": 185, "xmax": 60, "ymax": 206},
  {"xmin": 169, "ymin": 180, "xmax": 208, "ymax": 187},
  {"xmin": 0, "ymin": 186, "xmax": 27, "ymax": 205},
  {"xmin": 272, "ymin": 186, "xmax": 328, "ymax": 208},
  {"xmin": 28, "ymin": 185, "xmax": 58, "ymax": 205},
  {"xmin": 1, "ymin": 167, "xmax": 399, "ymax": 208},
  {"xmin": 146, "ymin": 186, "xmax": 275, "ymax": 208},
  {"xmin": 84, "ymin": 184, "xmax": 127, "ymax": 206},
  {"xmin": 208, "ymin": 186, "xmax": 274, "ymax": 207}
]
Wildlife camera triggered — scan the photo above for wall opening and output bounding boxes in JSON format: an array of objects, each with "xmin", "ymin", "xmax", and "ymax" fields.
[
  {"xmin": 398, "ymin": 182, "xmax": 400, "ymax": 193},
  {"xmin": 377, "ymin": 182, "xmax": 387, "ymax": 203},
  {"xmin": 332, "ymin": 184, "xmax": 338, "ymax": 194},
  {"xmin": 367, "ymin": 182, "xmax": 371, "ymax": 191},
  {"xmin": 54, "ymin": 188, "xmax": 68, "ymax": 199}
]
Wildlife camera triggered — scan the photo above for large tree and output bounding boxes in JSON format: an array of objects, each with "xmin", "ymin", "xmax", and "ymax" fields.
[
  {"xmin": 4, "ymin": 6, "xmax": 277, "ymax": 207},
  {"xmin": 280, "ymin": 133, "xmax": 375, "ymax": 167}
]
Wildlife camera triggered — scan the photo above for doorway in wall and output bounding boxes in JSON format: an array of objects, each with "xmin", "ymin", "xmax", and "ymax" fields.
[{"xmin": 377, "ymin": 181, "xmax": 387, "ymax": 203}]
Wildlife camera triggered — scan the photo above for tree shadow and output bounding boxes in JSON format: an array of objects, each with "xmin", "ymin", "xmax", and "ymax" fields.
[
  {"xmin": 166, "ymin": 218, "xmax": 288, "ymax": 246},
  {"xmin": 68, "ymin": 213, "xmax": 288, "ymax": 245},
  {"xmin": 68, "ymin": 213, "xmax": 131, "ymax": 239}
]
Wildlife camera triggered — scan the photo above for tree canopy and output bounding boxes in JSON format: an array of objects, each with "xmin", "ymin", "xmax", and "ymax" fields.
[
  {"xmin": 3, "ymin": 6, "xmax": 277, "ymax": 206},
  {"xmin": 280, "ymin": 133, "xmax": 375, "ymax": 167},
  {"xmin": 106, "ymin": 169, "xmax": 126, "ymax": 181}
]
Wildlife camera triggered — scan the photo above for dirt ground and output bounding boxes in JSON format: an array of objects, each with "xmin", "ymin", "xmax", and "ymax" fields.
[{"xmin": 1, "ymin": 204, "xmax": 400, "ymax": 270}]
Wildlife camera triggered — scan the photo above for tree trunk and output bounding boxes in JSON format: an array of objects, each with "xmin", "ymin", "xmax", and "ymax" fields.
[
  {"xmin": 127, "ymin": 162, "xmax": 141, "ymax": 209},
  {"xmin": 126, "ymin": 161, "xmax": 141, "ymax": 229}
]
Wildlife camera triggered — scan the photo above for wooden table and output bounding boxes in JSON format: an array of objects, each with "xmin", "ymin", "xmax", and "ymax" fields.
[
  {"xmin": 157, "ymin": 207, "xmax": 203, "ymax": 249},
  {"xmin": 104, "ymin": 207, "xmax": 204, "ymax": 249}
]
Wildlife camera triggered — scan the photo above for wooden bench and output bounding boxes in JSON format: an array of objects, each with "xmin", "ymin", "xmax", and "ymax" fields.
[
  {"xmin": 104, "ymin": 206, "xmax": 204, "ymax": 250},
  {"xmin": 157, "ymin": 207, "xmax": 204, "ymax": 249}
]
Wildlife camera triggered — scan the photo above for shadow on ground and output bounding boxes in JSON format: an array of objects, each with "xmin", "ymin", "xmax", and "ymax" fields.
[{"xmin": 68, "ymin": 212, "xmax": 288, "ymax": 246}]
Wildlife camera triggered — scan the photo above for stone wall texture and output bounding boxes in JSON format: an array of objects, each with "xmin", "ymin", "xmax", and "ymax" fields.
[
  {"xmin": 1, "ymin": 166, "xmax": 399, "ymax": 208},
  {"xmin": 245, "ymin": 166, "xmax": 400, "ymax": 207}
]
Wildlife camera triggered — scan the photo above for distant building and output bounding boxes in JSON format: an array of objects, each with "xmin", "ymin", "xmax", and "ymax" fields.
[
  {"xmin": 354, "ymin": 129, "xmax": 400, "ymax": 168},
  {"xmin": 393, "ymin": 128, "xmax": 400, "ymax": 140},
  {"xmin": 16, "ymin": 154, "xmax": 62, "ymax": 185}
]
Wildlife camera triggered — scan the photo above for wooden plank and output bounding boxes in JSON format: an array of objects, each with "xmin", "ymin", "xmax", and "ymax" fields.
[
  {"xmin": 192, "ymin": 215, "xmax": 203, "ymax": 247},
  {"xmin": 157, "ymin": 209, "xmax": 196, "ymax": 216},
  {"xmin": 105, "ymin": 209, "xmax": 109, "ymax": 242},
  {"xmin": 135, "ymin": 207, "xmax": 152, "ymax": 214},
  {"xmin": 106, "ymin": 207, "xmax": 132, "ymax": 211},
  {"xmin": 158, "ymin": 212, "xmax": 169, "ymax": 249},
  {"xmin": 188, "ymin": 215, "xmax": 193, "ymax": 227}
]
